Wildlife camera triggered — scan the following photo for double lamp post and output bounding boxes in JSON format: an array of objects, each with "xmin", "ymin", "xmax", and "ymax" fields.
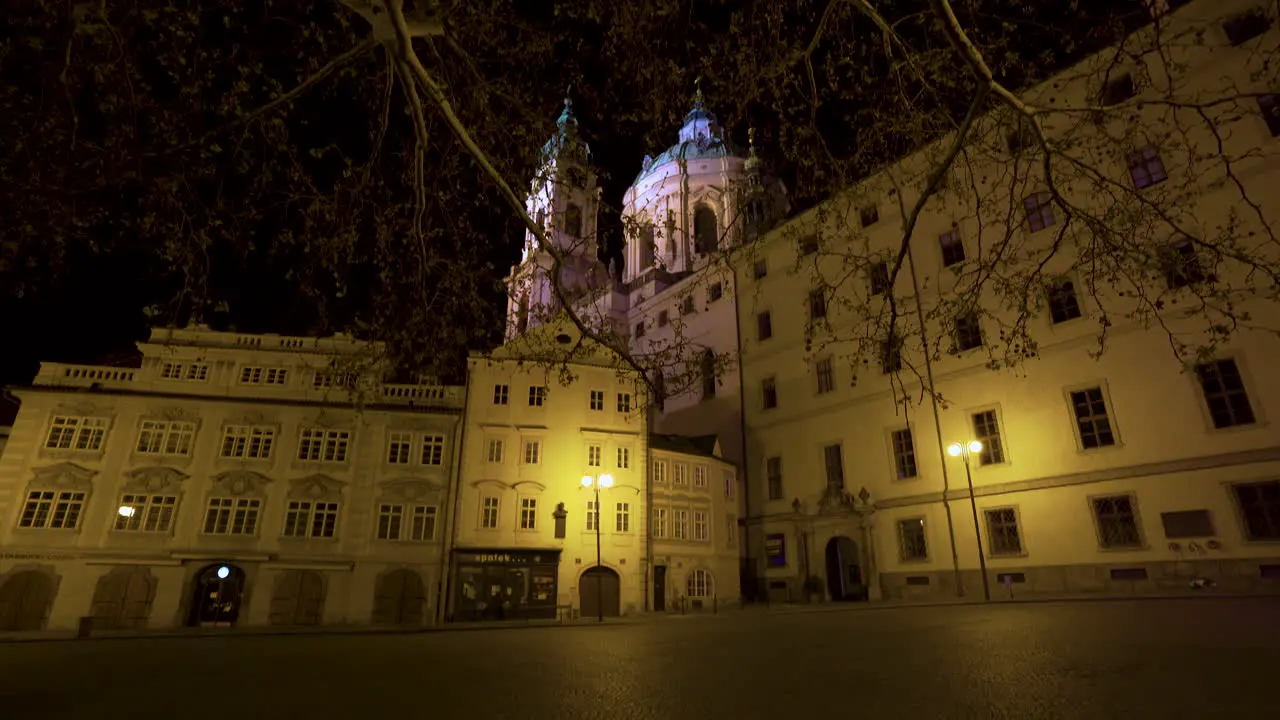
[{"xmin": 581, "ymin": 473, "xmax": 613, "ymax": 622}]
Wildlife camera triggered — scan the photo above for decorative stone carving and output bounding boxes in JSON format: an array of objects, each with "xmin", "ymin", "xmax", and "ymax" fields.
[
  {"xmin": 31, "ymin": 462, "xmax": 97, "ymax": 491},
  {"xmin": 54, "ymin": 399, "xmax": 110, "ymax": 418},
  {"xmin": 123, "ymin": 466, "xmax": 190, "ymax": 493},
  {"xmin": 378, "ymin": 478, "xmax": 443, "ymax": 503},
  {"xmin": 146, "ymin": 405, "xmax": 199, "ymax": 423},
  {"xmin": 211, "ymin": 470, "xmax": 272, "ymax": 497},
  {"xmin": 288, "ymin": 473, "xmax": 347, "ymax": 500},
  {"xmin": 642, "ymin": 154, "xmax": 654, "ymax": 172},
  {"xmin": 818, "ymin": 484, "xmax": 857, "ymax": 514},
  {"xmin": 511, "ymin": 480, "xmax": 547, "ymax": 493}
]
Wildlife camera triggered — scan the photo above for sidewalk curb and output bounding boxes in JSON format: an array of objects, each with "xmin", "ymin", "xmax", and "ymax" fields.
[{"xmin": 757, "ymin": 591, "xmax": 1280, "ymax": 616}]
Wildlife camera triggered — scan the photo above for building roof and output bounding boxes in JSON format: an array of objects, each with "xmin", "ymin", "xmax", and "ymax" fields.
[{"xmin": 649, "ymin": 432, "xmax": 723, "ymax": 460}]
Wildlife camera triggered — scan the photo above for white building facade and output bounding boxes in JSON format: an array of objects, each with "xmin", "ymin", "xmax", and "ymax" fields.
[{"xmin": 0, "ymin": 327, "xmax": 462, "ymax": 632}]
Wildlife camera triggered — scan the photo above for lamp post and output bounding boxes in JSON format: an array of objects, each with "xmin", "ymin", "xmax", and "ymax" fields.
[
  {"xmin": 581, "ymin": 473, "xmax": 614, "ymax": 622},
  {"xmin": 946, "ymin": 440, "xmax": 991, "ymax": 602}
]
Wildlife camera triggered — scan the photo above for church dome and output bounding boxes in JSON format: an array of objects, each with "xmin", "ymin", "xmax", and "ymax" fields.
[
  {"xmin": 542, "ymin": 95, "xmax": 591, "ymax": 165},
  {"xmin": 633, "ymin": 87, "xmax": 743, "ymax": 185}
]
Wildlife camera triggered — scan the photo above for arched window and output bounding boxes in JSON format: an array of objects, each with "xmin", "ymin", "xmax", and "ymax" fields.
[
  {"xmin": 517, "ymin": 293, "xmax": 529, "ymax": 333},
  {"xmin": 700, "ymin": 348, "xmax": 716, "ymax": 400},
  {"xmin": 639, "ymin": 224, "xmax": 656, "ymax": 269},
  {"xmin": 565, "ymin": 167, "xmax": 585, "ymax": 188},
  {"xmin": 687, "ymin": 569, "xmax": 713, "ymax": 598},
  {"xmin": 565, "ymin": 204, "xmax": 583, "ymax": 237},
  {"xmin": 694, "ymin": 205, "xmax": 717, "ymax": 254}
]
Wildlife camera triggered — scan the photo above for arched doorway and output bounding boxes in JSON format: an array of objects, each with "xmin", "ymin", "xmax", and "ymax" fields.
[
  {"xmin": 269, "ymin": 570, "xmax": 326, "ymax": 626},
  {"xmin": 372, "ymin": 569, "xmax": 425, "ymax": 626},
  {"xmin": 825, "ymin": 536, "xmax": 866, "ymax": 601},
  {"xmin": 0, "ymin": 570, "xmax": 56, "ymax": 631},
  {"xmin": 90, "ymin": 567, "xmax": 157, "ymax": 629},
  {"xmin": 187, "ymin": 564, "xmax": 247, "ymax": 627},
  {"xmin": 579, "ymin": 566, "xmax": 621, "ymax": 618}
]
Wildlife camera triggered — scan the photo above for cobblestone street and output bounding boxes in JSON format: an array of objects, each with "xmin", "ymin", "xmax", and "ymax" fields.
[{"xmin": 1, "ymin": 598, "xmax": 1276, "ymax": 719}]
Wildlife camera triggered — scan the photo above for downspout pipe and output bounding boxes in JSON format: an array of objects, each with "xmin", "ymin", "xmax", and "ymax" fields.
[
  {"xmin": 729, "ymin": 259, "xmax": 755, "ymax": 601},
  {"xmin": 438, "ymin": 361, "xmax": 474, "ymax": 623}
]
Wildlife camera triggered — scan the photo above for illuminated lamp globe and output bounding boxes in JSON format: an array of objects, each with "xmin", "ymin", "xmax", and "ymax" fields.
[
  {"xmin": 968, "ymin": 440, "xmax": 983, "ymax": 454},
  {"xmin": 117, "ymin": 506, "xmax": 136, "ymax": 518},
  {"xmin": 216, "ymin": 566, "xmax": 231, "ymax": 580},
  {"xmin": 582, "ymin": 475, "xmax": 593, "ymax": 487},
  {"xmin": 598, "ymin": 474, "xmax": 614, "ymax": 488},
  {"xmin": 946, "ymin": 443, "xmax": 962, "ymax": 457}
]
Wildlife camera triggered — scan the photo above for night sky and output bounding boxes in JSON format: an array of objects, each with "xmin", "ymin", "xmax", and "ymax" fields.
[{"xmin": 0, "ymin": 0, "xmax": 1146, "ymax": 423}]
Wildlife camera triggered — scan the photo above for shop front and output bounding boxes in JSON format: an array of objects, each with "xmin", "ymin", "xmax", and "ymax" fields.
[{"xmin": 451, "ymin": 548, "xmax": 561, "ymax": 622}]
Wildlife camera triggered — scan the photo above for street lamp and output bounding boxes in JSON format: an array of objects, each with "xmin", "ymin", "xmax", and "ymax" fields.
[
  {"xmin": 581, "ymin": 473, "xmax": 614, "ymax": 622},
  {"xmin": 946, "ymin": 440, "xmax": 991, "ymax": 602}
]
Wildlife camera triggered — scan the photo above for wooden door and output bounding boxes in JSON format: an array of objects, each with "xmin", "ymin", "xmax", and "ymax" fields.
[
  {"xmin": 0, "ymin": 571, "xmax": 55, "ymax": 631},
  {"xmin": 91, "ymin": 568, "xmax": 157, "ymax": 629},
  {"xmin": 270, "ymin": 570, "xmax": 326, "ymax": 625},
  {"xmin": 372, "ymin": 569, "xmax": 424, "ymax": 626},
  {"xmin": 578, "ymin": 568, "xmax": 621, "ymax": 618}
]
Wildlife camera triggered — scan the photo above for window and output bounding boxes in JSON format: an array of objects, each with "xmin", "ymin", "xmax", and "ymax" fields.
[
  {"xmin": 1160, "ymin": 509, "xmax": 1215, "ymax": 539},
  {"xmin": 136, "ymin": 421, "xmax": 195, "ymax": 456},
  {"xmin": 939, "ymin": 229, "xmax": 965, "ymax": 267},
  {"xmin": 1259, "ymin": 94, "xmax": 1280, "ymax": 137},
  {"xmin": 587, "ymin": 444, "xmax": 602, "ymax": 467},
  {"xmin": 823, "ymin": 443, "xmax": 845, "ymax": 489},
  {"xmin": 239, "ymin": 367, "xmax": 289, "ymax": 385},
  {"xmin": 725, "ymin": 515, "xmax": 736, "ymax": 545},
  {"xmin": 815, "ymin": 358, "xmax": 835, "ymax": 394},
  {"xmin": 376, "ymin": 504, "xmax": 437, "ymax": 538},
  {"xmin": 1024, "ymin": 192, "xmax": 1055, "ymax": 232},
  {"xmin": 1091, "ymin": 495, "xmax": 1143, "ymax": 548},
  {"xmin": 984, "ymin": 508, "xmax": 1023, "ymax": 555},
  {"xmin": 898, "ymin": 518, "xmax": 928, "ymax": 561},
  {"xmin": 687, "ymin": 569, "xmax": 713, "ymax": 597},
  {"xmin": 694, "ymin": 206, "xmax": 718, "ymax": 254},
  {"xmin": 693, "ymin": 510, "xmax": 709, "ymax": 541},
  {"xmin": 757, "ymin": 312, "xmax": 773, "ymax": 341},
  {"xmin": 708, "ymin": 283, "xmax": 723, "ymax": 302},
  {"xmin": 673, "ymin": 509, "xmax": 689, "ymax": 539},
  {"xmin": 313, "ymin": 371, "xmax": 356, "ymax": 389},
  {"xmin": 589, "ymin": 390, "xmax": 605, "ymax": 411},
  {"xmin": 766, "ymin": 457, "xmax": 784, "ymax": 500},
  {"xmin": 528, "ymin": 386, "xmax": 546, "ymax": 407},
  {"xmin": 653, "ymin": 507, "xmax": 668, "ymax": 538},
  {"xmin": 203, "ymin": 498, "xmax": 261, "ymax": 536},
  {"xmin": 160, "ymin": 362, "xmax": 209, "ymax": 382},
  {"xmin": 634, "ymin": 321, "xmax": 646, "ymax": 338},
  {"xmin": 724, "ymin": 470, "xmax": 736, "ymax": 499},
  {"xmin": 1070, "ymin": 387, "xmax": 1116, "ymax": 449},
  {"xmin": 115, "ymin": 494, "xmax": 177, "ymax": 532},
  {"xmin": 1127, "ymin": 146, "xmax": 1167, "ymax": 189},
  {"xmin": 387, "ymin": 431, "xmax": 413, "ymax": 464},
  {"xmin": 868, "ymin": 262, "xmax": 890, "ymax": 296},
  {"xmin": 487, "ymin": 439, "xmax": 504, "ymax": 464},
  {"xmin": 673, "ymin": 463, "xmax": 689, "ymax": 486},
  {"xmin": 971, "ymin": 410, "xmax": 1005, "ymax": 465},
  {"xmin": 493, "ymin": 384, "xmax": 510, "ymax": 405},
  {"xmin": 481, "ymin": 497, "xmax": 500, "ymax": 529},
  {"xmin": 617, "ymin": 446, "xmax": 630, "ymax": 469},
  {"xmin": 859, "ymin": 204, "xmax": 879, "ymax": 227},
  {"xmin": 17, "ymin": 490, "xmax": 86, "ymax": 529},
  {"xmin": 220, "ymin": 425, "xmax": 275, "ymax": 460},
  {"xmin": 520, "ymin": 497, "xmax": 538, "ymax": 530},
  {"xmin": 681, "ymin": 296, "xmax": 695, "ymax": 315},
  {"xmin": 615, "ymin": 502, "xmax": 631, "ymax": 532},
  {"xmin": 297, "ymin": 429, "xmax": 350, "ymax": 462},
  {"xmin": 44, "ymin": 415, "xmax": 108, "ymax": 451},
  {"xmin": 753, "ymin": 258, "xmax": 768, "ymax": 279},
  {"xmin": 653, "ymin": 460, "xmax": 667, "ymax": 485},
  {"xmin": 1195, "ymin": 359, "xmax": 1255, "ymax": 428},
  {"xmin": 761, "ymin": 377, "xmax": 778, "ymax": 410},
  {"xmin": 565, "ymin": 203, "xmax": 582, "ymax": 237},
  {"xmin": 954, "ymin": 312, "xmax": 983, "ymax": 351},
  {"xmin": 1232, "ymin": 481, "xmax": 1280, "ymax": 540},
  {"xmin": 808, "ymin": 289, "xmax": 827, "ymax": 320},
  {"xmin": 1222, "ymin": 9, "xmax": 1271, "ymax": 46},
  {"xmin": 700, "ymin": 349, "xmax": 716, "ymax": 400},
  {"xmin": 881, "ymin": 336, "xmax": 903, "ymax": 374},
  {"xmin": 283, "ymin": 501, "xmax": 339, "ymax": 539},
  {"xmin": 693, "ymin": 465, "xmax": 707, "ymax": 488},
  {"xmin": 891, "ymin": 428, "xmax": 917, "ymax": 479},
  {"xmin": 1162, "ymin": 239, "xmax": 1205, "ymax": 289},
  {"xmin": 1099, "ymin": 73, "xmax": 1135, "ymax": 106},
  {"xmin": 658, "ymin": 310, "xmax": 669, "ymax": 328},
  {"xmin": 1047, "ymin": 279, "xmax": 1082, "ymax": 323},
  {"xmin": 1005, "ymin": 122, "xmax": 1035, "ymax": 154},
  {"xmin": 617, "ymin": 393, "xmax": 632, "ymax": 413},
  {"xmin": 586, "ymin": 500, "xmax": 599, "ymax": 531},
  {"xmin": 523, "ymin": 440, "xmax": 541, "ymax": 464},
  {"xmin": 420, "ymin": 435, "xmax": 445, "ymax": 465},
  {"xmin": 639, "ymin": 224, "xmax": 656, "ymax": 268},
  {"xmin": 798, "ymin": 235, "xmax": 819, "ymax": 256}
]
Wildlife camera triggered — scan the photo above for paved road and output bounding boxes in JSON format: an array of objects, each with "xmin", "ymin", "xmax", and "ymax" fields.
[{"xmin": 1, "ymin": 598, "xmax": 1276, "ymax": 719}]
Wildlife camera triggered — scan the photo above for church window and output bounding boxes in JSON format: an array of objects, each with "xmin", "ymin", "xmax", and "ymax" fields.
[
  {"xmin": 640, "ymin": 224, "xmax": 656, "ymax": 268},
  {"xmin": 565, "ymin": 204, "xmax": 583, "ymax": 237},
  {"xmin": 694, "ymin": 206, "xmax": 717, "ymax": 254},
  {"xmin": 700, "ymin": 349, "xmax": 717, "ymax": 400}
]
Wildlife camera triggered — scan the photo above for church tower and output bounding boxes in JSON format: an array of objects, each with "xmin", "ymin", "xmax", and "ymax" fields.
[{"xmin": 506, "ymin": 94, "xmax": 608, "ymax": 342}]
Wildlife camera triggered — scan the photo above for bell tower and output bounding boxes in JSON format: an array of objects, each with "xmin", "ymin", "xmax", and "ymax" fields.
[{"xmin": 506, "ymin": 92, "xmax": 607, "ymax": 342}]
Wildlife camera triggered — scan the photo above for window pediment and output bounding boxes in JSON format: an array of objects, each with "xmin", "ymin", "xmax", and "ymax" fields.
[
  {"xmin": 511, "ymin": 480, "xmax": 547, "ymax": 493},
  {"xmin": 379, "ymin": 477, "xmax": 445, "ymax": 503},
  {"xmin": 305, "ymin": 409, "xmax": 354, "ymax": 430},
  {"xmin": 31, "ymin": 462, "xmax": 97, "ymax": 490},
  {"xmin": 142, "ymin": 405, "xmax": 201, "ymax": 423},
  {"xmin": 123, "ymin": 466, "xmax": 190, "ymax": 493},
  {"xmin": 471, "ymin": 478, "xmax": 510, "ymax": 491},
  {"xmin": 289, "ymin": 473, "xmax": 347, "ymax": 500},
  {"xmin": 231, "ymin": 410, "xmax": 277, "ymax": 427},
  {"xmin": 53, "ymin": 399, "xmax": 112, "ymax": 417},
  {"xmin": 211, "ymin": 470, "xmax": 273, "ymax": 497}
]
